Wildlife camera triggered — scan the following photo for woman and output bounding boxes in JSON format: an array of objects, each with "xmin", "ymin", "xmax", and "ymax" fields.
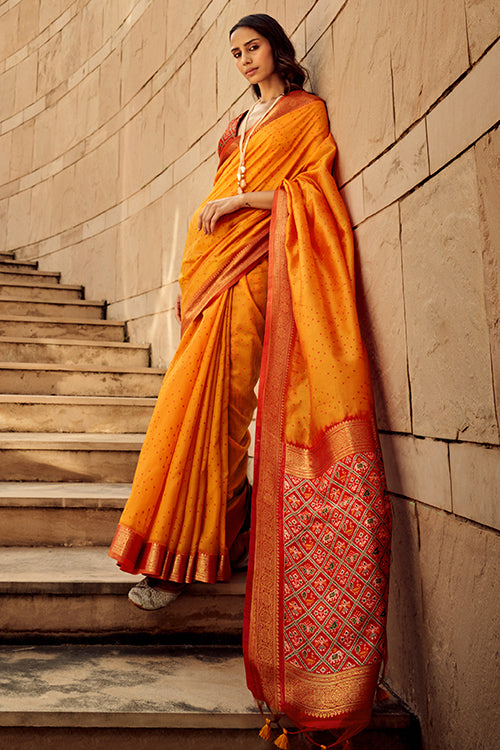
[{"xmin": 109, "ymin": 14, "xmax": 391, "ymax": 748}]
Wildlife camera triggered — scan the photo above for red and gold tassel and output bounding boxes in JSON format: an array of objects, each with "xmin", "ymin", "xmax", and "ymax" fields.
[
  {"xmin": 274, "ymin": 727, "xmax": 290, "ymax": 749},
  {"xmin": 259, "ymin": 718, "xmax": 273, "ymax": 741}
]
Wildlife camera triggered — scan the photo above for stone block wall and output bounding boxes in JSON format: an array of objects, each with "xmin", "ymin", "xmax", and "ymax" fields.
[{"xmin": 1, "ymin": 1, "xmax": 499, "ymax": 748}]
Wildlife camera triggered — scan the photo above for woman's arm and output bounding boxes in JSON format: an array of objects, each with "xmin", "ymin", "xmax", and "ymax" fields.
[{"xmin": 198, "ymin": 191, "xmax": 275, "ymax": 235}]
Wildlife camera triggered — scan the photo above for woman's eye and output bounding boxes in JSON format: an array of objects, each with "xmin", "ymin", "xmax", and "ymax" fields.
[{"xmin": 233, "ymin": 52, "xmax": 241, "ymax": 58}]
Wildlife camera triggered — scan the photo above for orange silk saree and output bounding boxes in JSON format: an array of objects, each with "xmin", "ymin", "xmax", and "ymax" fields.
[{"xmin": 109, "ymin": 90, "xmax": 391, "ymax": 743}]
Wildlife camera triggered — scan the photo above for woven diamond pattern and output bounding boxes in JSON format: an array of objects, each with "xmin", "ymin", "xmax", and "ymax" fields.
[{"xmin": 283, "ymin": 452, "xmax": 391, "ymax": 675}]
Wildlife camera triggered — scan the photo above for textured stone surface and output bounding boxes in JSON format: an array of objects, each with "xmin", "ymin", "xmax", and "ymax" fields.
[
  {"xmin": 465, "ymin": 0, "xmax": 500, "ymax": 61},
  {"xmin": 0, "ymin": 644, "xmax": 257, "ymax": 717},
  {"xmin": 388, "ymin": 0, "xmax": 469, "ymax": 136},
  {"xmin": 355, "ymin": 205, "xmax": 411, "ymax": 432},
  {"xmin": 10, "ymin": 120, "xmax": 35, "ymax": 183},
  {"xmin": 475, "ymin": 127, "xmax": 500, "ymax": 434},
  {"xmin": 363, "ymin": 121, "xmax": 429, "ymax": 217},
  {"xmin": 0, "ymin": 339, "xmax": 149, "ymax": 368},
  {"xmin": 304, "ymin": 23, "xmax": 334, "ymax": 112},
  {"xmin": 0, "ymin": 318, "xmax": 121, "ymax": 340},
  {"xmin": 0, "ymin": 507, "xmax": 121, "ymax": 547},
  {"xmin": 0, "ymin": 546, "xmax": 246, "ymax": 637},
  {"xmin": 0, "ymin": 362, "xmax": 164, "ymax": 397},
  {"xmin": 427, "ymin": 40, "xmax": 500, "ymax": 173},
  {"xmin": 331, "ymin": 0, "xmax": 394, "ymax": 184},
  {"xmin": 121, "ymin": 0, "xmax": 167, "ymax": 105},
  {"xmin": 0, "ymin": 647, "xmax": 415, "ymax": 749},
  {"xmin": 189, "ymin": 22, "xmax": 217, "ymax": 142},
  {"xmin": 215, "ymin": 5, "xmax": 247, "ymax": 120},
  {"xmin": 380, "ymin": 434, "xmax": 451, "ymax": 511},
  {"xmin": 340, "ymin": 174, "xmax": 364, "ymax": 227},
  {"xmin": 0, "ymin": 395, "xmax": 155, "ymax": 434},
  {"xmin": 5, "ymin": 189, "xmax": 31, "ymax": 249},
  {"xmin": 401, "ymin": 152, "xmax": 498, "ymax": 443},
  {"xmin": 387, "ymin": 501, "xmax": 500, "ymax": 750},
  {"xmin": 305, "ymin": 0, "xmax": 343, "ymax": 52},
  {"xmin": 450, "ymin": 442, "xmax": 500, "ymax": 530}
]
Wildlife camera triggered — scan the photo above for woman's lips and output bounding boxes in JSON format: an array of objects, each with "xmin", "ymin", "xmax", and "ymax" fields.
[{"xmin": 245, "ymin": 68, "xmax": 258, "ymax": 76}]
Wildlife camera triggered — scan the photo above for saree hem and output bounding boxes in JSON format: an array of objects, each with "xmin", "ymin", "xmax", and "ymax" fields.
[{"xmin": 109, "ymin": 524, "xmax": 231, "ymax": 584}]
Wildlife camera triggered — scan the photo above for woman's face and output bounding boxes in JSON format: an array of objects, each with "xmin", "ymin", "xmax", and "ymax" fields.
[{"xmin": 230, "ymin": 27, "xmax": 276, "ymax": 87}]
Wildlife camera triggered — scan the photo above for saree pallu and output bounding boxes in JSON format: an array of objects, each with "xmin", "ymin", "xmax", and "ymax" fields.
[{"xmin": 238, "ymin": 95, "xmax": 392, "ymax": 744}]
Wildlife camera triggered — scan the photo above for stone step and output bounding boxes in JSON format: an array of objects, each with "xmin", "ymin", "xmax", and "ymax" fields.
[
  {"xmin": 0, "ymin": 643, "xmax": 417, "ymax": 749},
  {"xmin": 0, "ymin": 267, "xmax": 60, "ymax": 284},
  {"xmin": 0, "ymin": 297, "xmax": 105, "ymax": 319},
  {"xmin": 0, "ymin": 482, "xmax": 127, "ymax": 546},
  {"xmin": 0, "ymin": 362, "xmax": 164, "ymax": 396},
  {"xmin": 0, "ymin": 547, "xmax": 246, "ymax": 640},
  {"xmin": 0, "ymin": 251, "xmax": 16, "ymax": 261},
  {"xmin": 0, "ymin": 395, "xmax": 156, "ymax": 433},
  {"xmin": 0, "ymin": 337, "xmax": 150, "ymax": 367},
  {"xmin": 0, "ymin": 314, "xmax": 126, "ymax": 341},
  {"xmin": 0, "ymin": 433, "xmax": 143, "ymax": 482},
  {"xmin": 0, "ymin": 280, "xmax": 83, "ymax": 301},
  {"xmin": 0, "ymin": 258, "xmax": 38, "ymax": 271}
]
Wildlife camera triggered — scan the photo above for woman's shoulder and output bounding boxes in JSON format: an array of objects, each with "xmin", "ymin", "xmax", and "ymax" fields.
[
  {"xmin": 288, "ymin": 89, "xmax": 323, "ymax": 105},
  {"xmin": 279, "ymin": 90, "xmax": 328, "ymax": 124},
  {"xmin": 279, "ymin": 89, "xmax": 328, "ymax": 118}
]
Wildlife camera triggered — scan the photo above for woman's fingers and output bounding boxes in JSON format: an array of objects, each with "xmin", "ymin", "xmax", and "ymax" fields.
[
  {"xmin": 210, "ymin": 206, "xmax": 220, "ymax": 234},
  {"xmin": 198, "ymin": 197, "xmax": 239, "ymax": 234},
  {"xmin": 201, "ymin": 203, "xmax": 219, "ymax": 234}
]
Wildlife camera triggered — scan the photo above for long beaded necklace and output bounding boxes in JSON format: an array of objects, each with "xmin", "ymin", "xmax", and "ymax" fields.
[{"xmin": 237, "ymin": 94, "xmax": 284, "ymax": 193}]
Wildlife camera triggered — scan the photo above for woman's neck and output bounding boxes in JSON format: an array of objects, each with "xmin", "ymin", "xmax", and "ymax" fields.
[{"xmin": 258, "ymin": 73, "xmax": 285, "ymax": 102}]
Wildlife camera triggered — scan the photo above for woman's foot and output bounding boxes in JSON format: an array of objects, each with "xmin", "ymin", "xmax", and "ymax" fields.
[{"xmin": 128, "ymin": 577, "xmax": 184, "ymax": 610}]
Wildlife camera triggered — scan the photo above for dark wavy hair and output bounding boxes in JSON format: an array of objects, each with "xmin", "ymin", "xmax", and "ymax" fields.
[{"xmin": 229, "ymin": 14, "xmax": 308, "ymax": 97}]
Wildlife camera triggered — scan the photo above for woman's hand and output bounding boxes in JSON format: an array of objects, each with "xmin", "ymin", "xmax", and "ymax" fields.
[
  {"xmin": 198, "ymin": 195, "xmax": 243, "ymax": 235},
  {"xmin": 175, "ymin": 293, "xmax": 182, "ymax": 325},
  {"xmin": 197, "ymin": 191, "xmax": 275, "ymax": 235}
]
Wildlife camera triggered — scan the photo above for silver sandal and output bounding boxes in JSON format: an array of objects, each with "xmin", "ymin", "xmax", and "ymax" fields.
[{"xmin": 128, "ymin": 577, "xmax": 182, "ymax": 610}]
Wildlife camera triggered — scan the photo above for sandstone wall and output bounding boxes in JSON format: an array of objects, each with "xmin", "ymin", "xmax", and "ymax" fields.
[{"xmin": 1, "ymin": 1, "xmax": 499, "ymax": 748}]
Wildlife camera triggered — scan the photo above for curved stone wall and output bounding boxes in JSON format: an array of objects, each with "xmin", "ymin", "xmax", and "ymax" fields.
[{"xmin": 1, "ymin": 1, "xmax": 499, "ymax": 747}]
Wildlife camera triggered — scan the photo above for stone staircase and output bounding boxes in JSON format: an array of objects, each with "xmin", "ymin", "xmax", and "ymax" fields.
[{"xmin": 0, "ymin": 250, "xmax": 419, "ymax": 749}]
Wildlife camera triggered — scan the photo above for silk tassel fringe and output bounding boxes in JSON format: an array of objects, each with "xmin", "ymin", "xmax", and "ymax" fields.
[
  {"xmin": 259, "ymin": 718, "xmax": 273, "ymax": 741},
  {"xmin": 274, "ymin": 727, "xmax": 290, "ymax": 749}
]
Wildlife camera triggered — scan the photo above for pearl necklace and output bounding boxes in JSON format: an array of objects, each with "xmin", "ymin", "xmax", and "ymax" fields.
[{"xmin": 237, "ymin": 94, "xmax": 284, "ymax": 193}]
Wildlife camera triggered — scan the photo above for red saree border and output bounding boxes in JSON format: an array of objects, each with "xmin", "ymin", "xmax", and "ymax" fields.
[
  {"xmin": 244, "ymin": 187, "xmax": 292, "ymax": 712},
  {"xmin": 110, "ymin": 524, "xmax": 231, "ymax": 583},
  {"xmin": 181, "ymin": 228, "xmax": 268, "ymax": 336}
]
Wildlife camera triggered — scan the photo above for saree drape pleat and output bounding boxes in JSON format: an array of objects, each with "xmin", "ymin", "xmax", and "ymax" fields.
[{"xmin": 109, "ymin": 90, "xmax": 391, "ymax": 741}]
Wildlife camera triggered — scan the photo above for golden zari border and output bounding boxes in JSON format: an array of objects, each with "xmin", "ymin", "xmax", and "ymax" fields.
[
  {"xmin": 109, "ymin": 523, "xmax": 143, "ymax": 563},
  {"xmin": 284, "ymin": 417, "xmax": 379, "ymax": 479},
  {"xmin": 246, "ymin": 188, "xmax": 292, "ymax": 712},
  {"xmin": 109, "ymin": 524, "xmax": 230, "ymax": 583},
  {"xmin": 283, "ymin": 663, "xmax": 379, "ymax": 720}
]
